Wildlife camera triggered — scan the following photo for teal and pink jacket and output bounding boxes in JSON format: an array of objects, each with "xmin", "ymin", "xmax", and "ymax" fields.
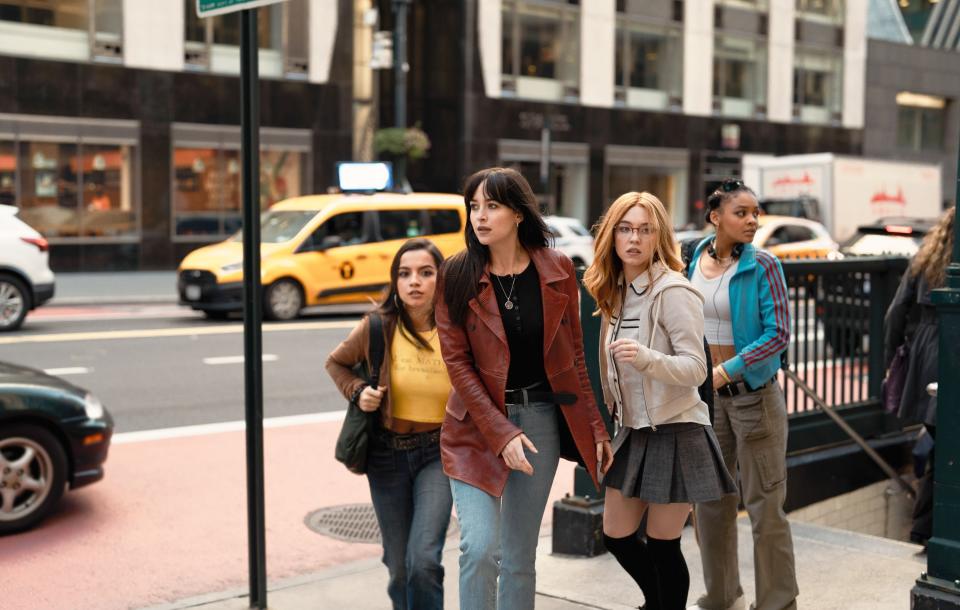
[{"xmin": 687, "ymin": 239, "xmax": 791, "ymax": 389}]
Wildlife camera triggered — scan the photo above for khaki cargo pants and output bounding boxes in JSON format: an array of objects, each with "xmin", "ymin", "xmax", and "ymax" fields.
[{"xmin": 695, "ymin": 383, "xmax": 799, "ymax": 610}]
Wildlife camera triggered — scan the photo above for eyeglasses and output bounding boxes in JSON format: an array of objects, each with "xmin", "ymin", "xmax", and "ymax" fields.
[
  {"xmin": 615, "ymin": 224, "xmax": 656, "ymax": 238},
  {"xmin": 720, "ymin": 179, "xmax": 744, "ymax": 193}
]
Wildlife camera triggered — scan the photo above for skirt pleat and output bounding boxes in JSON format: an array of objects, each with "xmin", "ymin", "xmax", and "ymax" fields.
[{"xmin": 604, "ymin": 422, "xmax": 737, "ymax": 504}]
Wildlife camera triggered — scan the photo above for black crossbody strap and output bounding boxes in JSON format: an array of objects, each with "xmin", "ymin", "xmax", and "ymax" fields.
[{"xmin": 367, "ymin": 313, "xmax": 385, "ymax": 387}]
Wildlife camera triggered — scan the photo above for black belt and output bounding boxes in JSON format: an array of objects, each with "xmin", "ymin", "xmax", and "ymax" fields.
[
  {"xmin": 375, "ymin": 427, "xmax": 441, "ymax": 450},
  {"xmin": 504, "ymin": 387, "xmax": 576, "ymax": 407},
  {"xmin": 716, "ymin": 376, "xmax": 776, "ymax": 398}
]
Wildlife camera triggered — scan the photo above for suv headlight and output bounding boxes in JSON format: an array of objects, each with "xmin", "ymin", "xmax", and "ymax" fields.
[{"xmin": 84, "ymin": 393, "xmax": 104, "ymax": 420}]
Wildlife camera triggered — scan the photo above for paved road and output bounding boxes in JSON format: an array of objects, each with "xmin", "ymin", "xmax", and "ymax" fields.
[{"xmin": 1, "ymin": 304, "xmax": 364, "ymax": 432}]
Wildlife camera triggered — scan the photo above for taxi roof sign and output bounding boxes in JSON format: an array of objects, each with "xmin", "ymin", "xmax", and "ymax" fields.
[
  {"xmin": 197, "ymin": 0, "xmax": 287, "ymax": 18},
  {"xmin": 337, "ymin": 162, "xmax": 393, "ymax": 193}
]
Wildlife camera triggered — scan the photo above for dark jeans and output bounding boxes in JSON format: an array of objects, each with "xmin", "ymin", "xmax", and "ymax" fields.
[{"xmin": 366, "ymin": 430, "xmax": 452, "ymax": 610}]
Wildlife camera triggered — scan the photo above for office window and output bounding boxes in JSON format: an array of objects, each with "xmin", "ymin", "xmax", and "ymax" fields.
[
  {"xmin": 713, "ymin": 34, "xmax": 767, "ymax": 118},
  {"xmin": 184, "ymin": 0, "xmax": 306, "ymax": 77},
  {"xmin": 0, "ymin": 0, "xmax": 86, "ymax": 29},
  {"xmin": 502, "ymin": 0, "xmax": 580, "ymax": 101},
  {"xmin": 793, "ymin": 50, "xmax": 841, "ymax": 123},
  {"xmin": 897, "ymin": 93, "xmax": 946, "ymax": 152},
  {"xmin": 796, "ymin": 0, "xmax": 843, "ymax": 22},
  {"xmin": 615, "ymin": 20, "xmax": 682, "ymax": 110},
  {"xmin": 172, "ymin": 126, "xmax": 311, "ymax": 240},
  {"xmin": 0, "ymin": 0, "xmax": 121, "ymax": 61}
]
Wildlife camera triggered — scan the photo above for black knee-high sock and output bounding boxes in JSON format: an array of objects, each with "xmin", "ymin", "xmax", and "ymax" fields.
[
  {"xmin": 646, "ymin": 536, "xmax": 689, "ymax": 610},
  {"xmin": 603, "ymin": 531, "xmax": 661, "ymax": 609}
]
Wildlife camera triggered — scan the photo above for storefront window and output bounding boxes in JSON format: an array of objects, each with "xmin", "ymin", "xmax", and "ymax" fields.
[
  {"xmin": 78, "ymin": 144, "xmax": 134, "ymax": 237},
  {"xmin": 17, "ymin": 142, "xmax": 79, "ymax": 237},
  {"xmin": 615, "ymin": 20, "xmax": 682, "ymax": 110},
  {"xmin": 0, "ymin": 141, "xmax": 14, "ymax": 207},
  {"xmin": 607, "ymin": 164, "xmax": 687, "ymax": 226},
  {"xmin": 173, "ymin": 143, "xmax": 308, "ymax": 239},
  {"xmin": 502, "ymin": 0, "xmax": 580, "ymax": 102},
  {"xmin": 896, "ymin": 93, "xmax": 946, "ymax": 152},
  {"xmin": 793, "ymin": 50, "xmax": 841, "ymax": 124},
  {"xmin": 713, "ymin": 34, "xmax": 767, "ymax": 118}
]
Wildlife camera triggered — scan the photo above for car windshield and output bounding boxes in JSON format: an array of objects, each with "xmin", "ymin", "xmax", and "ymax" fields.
[
  {"xmin": 229, "ymin": 211, "xmax": 317, "ymax": 243},
  {"xmin": 843, "ymin": 233, "xmax": 923, "ymax": 256}
]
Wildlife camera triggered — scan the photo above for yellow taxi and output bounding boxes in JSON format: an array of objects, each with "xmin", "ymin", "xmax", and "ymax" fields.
[
  {"xmin": 754, "ymin": 215, "xmax": 840, "ymax": 261},
  {"xmin": 177, "ymin": 192, "xmax": 466, "ymax": 320}
]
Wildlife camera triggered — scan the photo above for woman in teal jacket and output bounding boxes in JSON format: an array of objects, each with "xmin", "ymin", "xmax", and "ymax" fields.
[{"xmin": 687, "ymin": 179, "xmax": 798, "ymax": 610}]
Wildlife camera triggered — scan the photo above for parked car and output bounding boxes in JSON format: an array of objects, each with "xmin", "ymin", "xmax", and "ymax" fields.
[
  {"xmin": 818, "ymin": 218, "xmax": 935, "ymax": 356},
  {"xmin": 178, "ymin": 193, "xmax": 466, "ymax": 320},
  {"xmin": 544, "ymin": 215, "xmax": 594, "ymax": 267},
  {"xmin": 840, "ymin": 217, "xmax": 936, "ymax": 257},
  {"xmin": 0, "ymin": 361, "xmax": 112, "ymax": 534},
  {"xmin": 0, "ymin": 205, "xmax": 56, "ymax": 331},
  {"xmin": 754, "ymin": 215, "xmax": 840, "ymax": 260}
]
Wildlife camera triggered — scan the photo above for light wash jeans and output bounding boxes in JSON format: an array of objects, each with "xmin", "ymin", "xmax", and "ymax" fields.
[
  {"xmin": 450, "ymin": 401, "xmax": 561, "ymax": 610},
  {"xmin": 366, "ymin": 432, "xmax": 452, "ymax": 610}
]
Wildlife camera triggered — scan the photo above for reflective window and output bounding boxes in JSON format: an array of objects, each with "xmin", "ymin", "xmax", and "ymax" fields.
[
  {"xmin": 793, "ymin": 50, "xmax": 841, "ymax": 123},
  {"xmin": 714, "ymin": 35, "xmax": 767, "ymax": 117},
  {"xmin": 428, "ymin": 209, "xmax": 461, "ymax": 234},
  {"xmin": 897, "ymin": 95, "xmax": 946, "ymax": 152},
  {"xmin": 502, "ymin": 0, "xmax": 580, "ymax": 100},
  {"xmin": 379, "ymin": 210, "xmax": 424, "ymax": 241},
  {"xmin": 258, "ymin": 210, "xmax": 316, "ymax": 244},
  {"xmin": 0, "ymin": 141, "xmax": 14, "ymax": 207},
  {"xmin": 79, "ymin": 144, "xmax": 135, "ymax": 237},
  {"xmin": 796, "ymin": 0, "xmax": 843, "ymax": 21},
  {"xmin": 0, "ymin": 0, "xmax": 87, "ymax": 29},
  {"xmin": 173, "ymin": 148, "xmax": 221, "ymax": 237},
  {"xmin": 304, "ymin": 212, "xmax": 365, "ymax": 249},
  {"xmin": 615, "ymin": 20, "xmax": 682, "ymax": 110},
  {"xmin": 18, "ymin": 142, "xmax": 79, "ymax": 237}
]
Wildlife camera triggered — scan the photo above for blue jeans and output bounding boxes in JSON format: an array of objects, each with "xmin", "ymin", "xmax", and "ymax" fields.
[
  {"xmin": 450, "ymin": 401, "xmax": 561, "ymax": 610},
  {"xmin": 366, "ymin": 431, "xmax": 453, "ymax": 610}
]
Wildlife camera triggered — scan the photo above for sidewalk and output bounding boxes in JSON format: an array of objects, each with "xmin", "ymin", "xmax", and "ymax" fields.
[
  {"xmin": 49, "ymin": 271, "xmax": 178, "ymax": 306},
  {"xmin": 148, "ymin": 516, "xmax": 924, "ymax": 610}
]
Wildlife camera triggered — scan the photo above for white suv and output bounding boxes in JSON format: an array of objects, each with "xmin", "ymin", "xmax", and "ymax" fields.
[
  {"xmin": 0, "ymin": 205, "xmax": 55, "ymax": 331},
  {"xmin": 544, "ymin": 215, "xmax": 595, "ymax": 268}
]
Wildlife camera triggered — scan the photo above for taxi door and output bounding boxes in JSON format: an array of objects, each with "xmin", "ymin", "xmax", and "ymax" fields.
[{"xmin": 294, "ymin": 210, "xmax": 383, "ymax": 304}]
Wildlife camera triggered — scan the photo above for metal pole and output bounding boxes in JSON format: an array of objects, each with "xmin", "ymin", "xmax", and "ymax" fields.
[
  {"xmin": 913, "ymin": 131, "xmax": 960, "ymax": 608},
  {"xmin": 240, "ymin": 8, "xmax": 267, "ymax": 609},
  {"xmin": 392, "ymin": 0, "xmax": 410, "ymax": 190}
]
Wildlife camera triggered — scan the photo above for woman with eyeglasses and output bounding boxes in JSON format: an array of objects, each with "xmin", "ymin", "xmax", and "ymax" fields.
[
  {"xmin": 436, "ymin": 167, "xmax": 613, "ymax": 610},
  {"xmin": 687, "ymin": 180, "xmax": 798, "ymax": 610},
  {"xmin": 583, "ymin": 192, "xmax": 736, "ymax": 610}
]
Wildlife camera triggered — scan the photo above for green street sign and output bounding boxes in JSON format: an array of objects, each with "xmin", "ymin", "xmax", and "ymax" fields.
[{"xmin": 197, "ymin": 0, "xmax": 287, "ymax": 18}]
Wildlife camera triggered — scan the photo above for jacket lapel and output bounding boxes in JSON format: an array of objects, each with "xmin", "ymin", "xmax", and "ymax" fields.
[
  {"xmin": 532, "ymin": 249, "xmax": 570, "ymax": 358},
  {"xmin": 469, "ymin": 277, "xmax": 509, "ymax": 347}
]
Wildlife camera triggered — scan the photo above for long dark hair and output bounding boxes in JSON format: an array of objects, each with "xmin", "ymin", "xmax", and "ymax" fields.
[
  {"xmin": 376, "ymin": 238, "xmax": 445, "ymax": 350},
  {"xmin": 442, "ymin": 167, "xmax": 550, "ymax": 326}
]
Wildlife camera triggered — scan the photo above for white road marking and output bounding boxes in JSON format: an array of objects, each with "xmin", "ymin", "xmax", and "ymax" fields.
[
  {"xmin": 0, "ymin": 319, "xmax": 359, "ymax": 345},
  {"xmin": 42, "ymin": 367, "xmax": 92, "ymax": 376},
  {"xmin": 112, "ymin": 411, "xmax": 347, "ymax": 444},
  {"xmin": 202, "ymin": 354, "xmax": 279, "ymax": 365}
]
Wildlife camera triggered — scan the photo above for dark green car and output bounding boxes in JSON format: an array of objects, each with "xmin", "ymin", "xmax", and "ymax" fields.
[{"xmin": 0, "ymin": 361, "xmax": 113, "ymax": 535}]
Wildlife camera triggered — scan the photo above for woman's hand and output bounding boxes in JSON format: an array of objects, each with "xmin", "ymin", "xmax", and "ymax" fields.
[
  {"xmin": 357, "ymin": 385, "xmax": 387, "ymax": 412},
  {"xmin": 501, "ymin": 433, "xmax": 537, "ymax": 476},
  {"xmin": 712, "ymin": 366, "xmax": 729, "ymax": 390},
  {"xmin": 609, "ymin": 338, "xmax": 640, "ymax": 364},
  {"xmin": 596, "ymin": 440, "xmax": 614, "ymax": 475}
]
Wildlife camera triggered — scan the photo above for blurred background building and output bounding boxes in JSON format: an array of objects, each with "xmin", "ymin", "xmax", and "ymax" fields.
[{"xmin": 0, "ymin": 0, "xmax": 955, "ymax": 270}]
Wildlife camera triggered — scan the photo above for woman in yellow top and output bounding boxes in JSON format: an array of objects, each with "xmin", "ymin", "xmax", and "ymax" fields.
[{"xmin": 325, "ymin": 238, "xmax": 451, "ymax": 610}]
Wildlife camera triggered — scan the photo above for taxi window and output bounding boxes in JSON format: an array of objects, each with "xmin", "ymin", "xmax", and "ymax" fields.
[
  {"xmin": 428, "ymin": 209, "xmax": 461, "ymax": 234},
  {"xmin": 379, "ymin": 209, "xmax": 424, "ymax": 241},
  {"xmin": 230, "ymin": 210, "xmax": 315, "ymax": 243},
  {"xmin": 303, "ymin": 211, "xmax": 366, "ymax": 248}
]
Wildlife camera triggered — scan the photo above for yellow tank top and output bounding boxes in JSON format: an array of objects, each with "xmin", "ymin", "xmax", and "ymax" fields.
[{"xmin": 389, "ymin": 325, "xmax": 450, "ymax": 424}]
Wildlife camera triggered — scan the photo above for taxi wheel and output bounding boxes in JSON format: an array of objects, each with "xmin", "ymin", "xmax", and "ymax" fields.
[{"xmin": 264, "ymin": 279, "xmax": 303, "ymax": 321}]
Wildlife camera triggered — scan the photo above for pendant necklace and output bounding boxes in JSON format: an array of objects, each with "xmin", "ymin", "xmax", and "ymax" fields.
[{"xmin": 494, "ymin": 272, "xmax": 518, "ymax": 310}]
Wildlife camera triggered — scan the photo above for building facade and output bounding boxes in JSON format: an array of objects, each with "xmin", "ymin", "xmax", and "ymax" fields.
[
  {"xmin": 0, "ymin": 0, "xmax": 353, "ymax": 271},
  {"xmin": 383, "ymin": 0, "xmax": 867, "ymax": 228}
]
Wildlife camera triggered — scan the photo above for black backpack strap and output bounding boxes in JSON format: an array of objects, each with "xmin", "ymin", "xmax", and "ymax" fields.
[
  {"xmin": 367, "ymin": 313, "xmax": 385, "ymax": 387},
  {"xmin": 680, "ymin": 237, "xmax": 700, "ymax": 277}
]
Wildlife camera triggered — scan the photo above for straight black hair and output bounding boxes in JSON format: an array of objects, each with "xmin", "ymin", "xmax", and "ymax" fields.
[
  {"xmin": 376, "ymin": 237, "xmax": 445, "ymax": 350},
  {"xmin": 705, "ymin": 178, "xmax": 758, "ymax": 225},
  {"xmin": 442, "ymin": 167, "xmax": 550, "ymax": 326}
]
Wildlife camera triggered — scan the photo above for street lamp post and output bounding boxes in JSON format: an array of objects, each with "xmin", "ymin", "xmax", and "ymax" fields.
[
  {"xmin": 392, "ymin": 0, "xmax": 410, "ymax": 190},
  {"xmin": 913, "ymin": 151, "xmax": 960, "ymax": 608}
]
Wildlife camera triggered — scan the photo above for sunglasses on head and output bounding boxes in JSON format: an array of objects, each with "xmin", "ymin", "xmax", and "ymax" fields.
[{"xmin": 720, "ymin": 179, "xmax": 744, "ymax": 192}]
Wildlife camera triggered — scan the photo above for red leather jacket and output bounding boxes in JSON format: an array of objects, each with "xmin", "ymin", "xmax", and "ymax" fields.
[{"xmin": 436, "ymin": 247, "xmax": 609, "ymax": 497}]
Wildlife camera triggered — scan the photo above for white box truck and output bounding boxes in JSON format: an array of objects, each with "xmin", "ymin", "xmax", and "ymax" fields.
[{"xmin": 742, "ymin": 153, "xmax": 942, "ymax": 242}]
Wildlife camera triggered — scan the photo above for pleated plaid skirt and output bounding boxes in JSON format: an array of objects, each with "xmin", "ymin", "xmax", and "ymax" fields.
[{"xmin": 603, "ymin": 422, "xmax": 737, "ymax": 504}]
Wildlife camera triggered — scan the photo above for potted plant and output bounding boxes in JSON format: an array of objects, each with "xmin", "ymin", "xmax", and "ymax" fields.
[{"xmin": 373, "ymin": 124, "xmax": 431, "ymax": 192}]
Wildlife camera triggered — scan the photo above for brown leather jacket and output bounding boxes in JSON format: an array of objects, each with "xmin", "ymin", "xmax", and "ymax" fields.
[
  {"xmin": 325, "ymin": 313, "xmax": 401, "ymax": 430},
  {"xmin": 436, "ymin": 247, "xmax": 609, "ymax": 497}
]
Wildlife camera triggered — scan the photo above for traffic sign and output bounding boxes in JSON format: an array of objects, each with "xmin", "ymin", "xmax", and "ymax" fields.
[{"xmin": 197, "ymin": 0, "xmax": 286, "ymax": 18}]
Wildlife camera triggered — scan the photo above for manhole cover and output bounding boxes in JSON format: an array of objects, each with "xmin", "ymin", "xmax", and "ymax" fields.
[{"xmin": 305, "ymin": 503, "xmax": 459, "ymax": 544}]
